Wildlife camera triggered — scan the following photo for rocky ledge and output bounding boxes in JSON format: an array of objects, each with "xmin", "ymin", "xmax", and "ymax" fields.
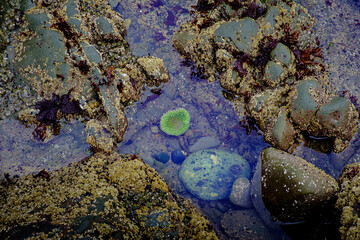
[
  {"xmin": 0, "ymin": 153, "xmax": 218, "ymax": 239},
  {"xmin": 173, "ymin": 0, "xmax": 358, "ymax": 153}
]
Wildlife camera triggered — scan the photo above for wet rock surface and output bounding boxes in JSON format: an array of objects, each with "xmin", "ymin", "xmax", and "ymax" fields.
[
  {"xmin": 3, "ymin": 0, "xmax": 169, "ymax": 145},
  {"xmin": 261, "ymin": 147, "xmax": 339, "ymax": 222},
  {"xmin": 220, "ymin": 209, "xmax": 272, "ymax": 240},
  {"xmin": 1, "ymin": 0, "xmax": 360, "ymax": 239},
  {"xmin": 173, "ymin": 0, "xmax": 359, "ymax": 153},
  {"xmin": 0, "ymin": 152, "xmax": 218, "ymax": 239}
]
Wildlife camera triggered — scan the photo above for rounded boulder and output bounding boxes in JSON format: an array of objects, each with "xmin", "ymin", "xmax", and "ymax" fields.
[{"xmin": 179, "ymin": 149, "xmax": 251, "ymax": 200}]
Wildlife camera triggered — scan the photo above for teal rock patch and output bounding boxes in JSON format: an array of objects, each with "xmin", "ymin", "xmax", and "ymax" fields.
[
  {"xmin": 317, "ymin": 97, "xmax": 354, "ymax": 139},
  {"xmin": 266, "ymin": 110, "xmax": 297, "ymax": 151},
  {"xmin": 214, "ymin": 17, "xmax": 260, "ymax": 55},
  {"xmin": 263, "ymin": 61, "xmax": 284, "ymax": 86},
  {"xmin": 270, "ymin": 43, "xmax": 293, "ymax": 67},
  {"xmin": 289, "ymin": 79, "xmax": 324, "ymax": 130},
  {"xmin": 179, "ymin": 149, "xmax": 251, "ymax": 200}
]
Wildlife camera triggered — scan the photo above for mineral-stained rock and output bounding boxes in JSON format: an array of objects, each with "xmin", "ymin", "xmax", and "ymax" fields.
[
  {"xmin": 0, "ymin": 153, "xmax": 218, "ymax": 239},
  {"xmin": 336, "ymin": 162, "xmax": 360, "ymax": 240},
  {"xmin": 261, "ymin": 147, "xmax": 339, "ymax": 222},
  {"xmin": 173, "ymin": 0, "xmax": 358, "ymax": 153},
  {"xmin": 289, "ymin": 79, "xmax": 327, "ymax": 131},
  {"xmin": 213, "ymin": 17, "xmax": 262, "ymax": 56},
  {"xmin": 96, "ymin": 79, "xmax": 128, "ymax": 143},
  {"xmin": 316, "ymin": 96, "xmax": 358, "ymax": 153},
  {"xmin": 289, "ymin": 79, "xmax": 358, "ymax": 153}
]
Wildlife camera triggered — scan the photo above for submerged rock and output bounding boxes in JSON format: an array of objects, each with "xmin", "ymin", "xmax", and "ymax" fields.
[
  {"xmin": 229, "ymin": 176, "xmax": 252, "ymax": 208},
  {"xmin": 173, "ymin": 0, "xmax": 358, "ymax": 153},
  {"xmin": 0, "ymin": 152, "xmax": 218, "ymax": 239},
  {"xmin": 220, "ymin": 209, "xmax": 272, "ymax": 240},
  {"xmin": 171, "ymin": 149, "xmax": 186, "ymax": 165},
  {"xmin": 153, "ymin": 151, "xmax": 170, "ymax": 164},
  {"xmin": 179, "ymin": 149, "xmax": 251, "ymax": 200},
  {"xmin": 261, "ymin": 147, "xmax": 339, "ymax": 222},
  {"xmin": 189, "ymin": 136, "xmax": 221, "ymax": 152}
]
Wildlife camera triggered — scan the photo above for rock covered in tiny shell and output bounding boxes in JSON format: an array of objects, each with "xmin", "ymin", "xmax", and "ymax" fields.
[
  {"xmin": 85, "ymin": 119, "xmax": 114, "ymax": 152},
  {"xmin": 0, "ymin": 152, "xmax": 218, "ymax": 239},
  {"xmin": 173, "ymin": 0, "xmax": 358, "ymax": 153},
  {"xmin": 336, "ymin": 162, "xmax": 360, "ymax": 240},
  {"xmin": 261, "ymin": 147, "xmax": 339, "ymax": 222}
]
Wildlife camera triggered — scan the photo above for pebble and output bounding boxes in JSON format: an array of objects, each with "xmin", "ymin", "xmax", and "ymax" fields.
[
  {"xmin": 140, "ymin": 153, "xmax": 155, "ymax": 166},
  {"xmin": 189, "ymin": 136, "xmax": 221, "ymax": 153},
  {"xmin": 179, "ymin": 149, "xmax": 251, "ymax": 200},
  {"xmin": 153, "ymin": 151, "xmax": 170, "ymax": 163},
  {"xmin": 229, "ymin": 177, "xmax": 252, "ymax": 208},
  {"xmin": 171, "ymin": 149, "xmax": 186, "ymax": 165},
  {"xmin": 150, "ymin": 125, "xmax": 159, "ymax": 133}
]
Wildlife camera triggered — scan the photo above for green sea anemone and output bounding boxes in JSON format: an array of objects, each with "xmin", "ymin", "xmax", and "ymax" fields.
[{"xmin": 160, "ymin": 108, "xmax": 190, "ymax": 136}]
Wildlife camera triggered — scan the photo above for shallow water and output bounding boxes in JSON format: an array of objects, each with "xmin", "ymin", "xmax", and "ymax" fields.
[
  {"xmin": 110, "ymin": 0, "xmax": 360, "ymax": 238},
  {"xmin": 1, "ymin": 0, "xmax": 360, "ymax": 239}
]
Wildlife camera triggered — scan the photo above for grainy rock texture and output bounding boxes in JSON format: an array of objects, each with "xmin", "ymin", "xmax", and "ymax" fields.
[
  {"xmin": 336, "ymin": 162, "xmax": 360, "ymax": 240},
  {"xmin": 0, "ymin": 153, "xmax": 218, "ymax": 239}
]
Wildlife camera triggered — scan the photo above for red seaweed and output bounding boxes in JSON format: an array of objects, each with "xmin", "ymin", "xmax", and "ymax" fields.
[
  {"xmin": 239, "ymin": 116, "xmax": 260, "ymax": 135},
  {"xmin": 34, "ymin": 169, "xmax": 51, "ymax": 179},
  {"xmin": 241, "ymin": 1, "xmax": 266, "ymax": 19},
  {"xmin": 141, "ymin": 89, "xmax": 164, "ymax": 106},
  {"xmin": 153, "ymin": 31, "xmax": 166, "ymax": 41},
  {"xmin": 74, "ymin": 60, "xmax": 90, "ymax": 75},
  {"xmin": 33, "ymin": 92, "xmax": 81, "ymax": 141},
  {"xmin": 232, "ymin": 52, "xmax": 253, "ymax": 78}
]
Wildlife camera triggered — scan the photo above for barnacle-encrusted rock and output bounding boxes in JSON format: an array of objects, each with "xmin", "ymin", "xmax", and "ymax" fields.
[
  {"xmin": 0, "ymin": 153, "xmax": 218, "ymax": 239},
  {"xmin": 336, "ymin": 162, "xmax": 360, "ymax": 240},
  {"xmin": 85, "ymin": 119, "xmax": 114, "ymax": 153},
  {"xmin": 173, "ymin": 0, "xmax": 358, "ymax": 153},
  {"xmin": 5, "ymin": 0, "xmax": 170, "ymax": 143}
]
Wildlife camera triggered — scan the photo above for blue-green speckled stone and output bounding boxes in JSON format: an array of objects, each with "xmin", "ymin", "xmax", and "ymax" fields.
[{"xmin": 179, "ymin": 149, "xmax": 251, "ymax": 200}]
